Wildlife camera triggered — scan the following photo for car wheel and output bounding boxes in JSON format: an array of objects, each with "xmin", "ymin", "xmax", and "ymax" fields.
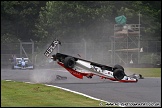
[
  {"xmin": 113, "ymin": 64, "xmax": 124, "ymax": 71},
  {"xmin": 113, "ymin": 69, "xmax": 125, "ymax": 80},
  {"xmin": 64, "ymin": 57, "xmax": 76, "ymax": 68},
  {"xmin": 113, "ymin": 64, "xmax": 127, "ymax": 76}
]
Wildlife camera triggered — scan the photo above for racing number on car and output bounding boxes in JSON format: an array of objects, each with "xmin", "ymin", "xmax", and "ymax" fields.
[
  {"xmin": 44, "ymin": 40, "xmax": 59, "ymax": 57},
  {"xmin": 91, "ymin": 65, "xmax": 102, "ymax": 73}
]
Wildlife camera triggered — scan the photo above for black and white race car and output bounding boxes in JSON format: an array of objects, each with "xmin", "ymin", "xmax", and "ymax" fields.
[{"xmin": 44, "ymin": 39, "xmax": 138, "ymax": 83}]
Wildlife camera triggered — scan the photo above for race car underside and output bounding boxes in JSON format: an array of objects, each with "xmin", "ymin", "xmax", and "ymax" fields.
[{"xmin": 51, "ymin": 53, "xmax": 138, "ymax": 83}]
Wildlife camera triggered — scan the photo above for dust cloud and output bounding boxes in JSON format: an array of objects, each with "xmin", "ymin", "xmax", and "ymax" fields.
[
  {"xmin": 30, "ymin": 69, "xmax": 56, "ymax": 83},
  {"xmin": 30, "ymin": 20, "xmax": 115, "ymax": 83},
  {"xmin": 55, "ymin": 21, "xmax": 114, "ymax": 66},
  {"xmin": 124, "ymin": 68, "xmax": 135, "ymax": 76}
]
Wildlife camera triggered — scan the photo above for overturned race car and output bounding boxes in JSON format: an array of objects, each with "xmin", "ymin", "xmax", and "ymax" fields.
[{"xmin": 44, "ymin": 39, "xmax": 138, "ymax": 83}]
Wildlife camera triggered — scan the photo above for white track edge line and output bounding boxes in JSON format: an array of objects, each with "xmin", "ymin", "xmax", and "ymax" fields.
[{"xmin": 4, "ymin": 80, "xmax": 122, "ymax": 107}]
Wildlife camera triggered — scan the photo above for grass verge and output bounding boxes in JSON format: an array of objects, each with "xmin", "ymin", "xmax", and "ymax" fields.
[
  {"xmin": 1, "ymin": 80, "xmax": 109, "ymax": 107},
  {"xmin": 125, "ymin": 68, "xmax": 161, "ymax": 77}
]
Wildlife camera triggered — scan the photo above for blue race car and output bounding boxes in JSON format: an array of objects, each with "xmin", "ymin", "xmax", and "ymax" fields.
[{"xmin": 12, "ymin": 57, "xmax": 34, "ymax": 70}]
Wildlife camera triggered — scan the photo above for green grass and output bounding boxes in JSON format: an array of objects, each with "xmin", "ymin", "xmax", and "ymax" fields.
[
  {"xmin": 125, "ymin": 68, "xmax": 161, "ymax": 77},
  {"xmin": 1, "ymin": 80, "xmax": 110, "ymax": 107}
]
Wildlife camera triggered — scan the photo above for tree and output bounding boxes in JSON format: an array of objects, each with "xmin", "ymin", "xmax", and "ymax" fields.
[
  {"xmin": 34, "ymin": 1, "xmax": 115, "ymax": 43},
  {"xmin": 1, "ymin": 1, "xmax": 47, "ymax": 43},
  {"xmin": 1, "ymin": 1, "xmax": 160, "ymax": 43},
  {"xmin": 115, "ymin": 1, "xmax": 161, "ymax": 41}
]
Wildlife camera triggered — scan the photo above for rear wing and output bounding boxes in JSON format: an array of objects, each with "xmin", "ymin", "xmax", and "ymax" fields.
[
  {"xmin": 16, "ymin": 58, "xmax": 29, "ymax": 60},
  {"xmin": 44, "ymin": 39, "xmax": 61, "ymax": 57}
]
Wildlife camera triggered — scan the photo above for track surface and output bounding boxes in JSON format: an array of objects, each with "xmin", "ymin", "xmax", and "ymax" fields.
[{"xmin": 1, "ymin": 68, "xmax": 161, "ymax": 105}]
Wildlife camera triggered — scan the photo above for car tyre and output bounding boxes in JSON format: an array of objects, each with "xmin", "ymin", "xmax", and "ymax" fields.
[
  {"xmin": 64, "ymin": 57, "xmax": 76, "ymax": 68},
  {"xmin": 113, "ymin": 69, "xmax": 125, "ymax": 80},
  {"xmin": 113, "ymin": 64, "xmax": 124, "ymax": 71}
]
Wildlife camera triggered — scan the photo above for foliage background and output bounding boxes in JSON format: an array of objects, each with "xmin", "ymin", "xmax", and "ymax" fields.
[{"xmin": 1, "ymin": 1, "xmax": 161, "ymax": 43}]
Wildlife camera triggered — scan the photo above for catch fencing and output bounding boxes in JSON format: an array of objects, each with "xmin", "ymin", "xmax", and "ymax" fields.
[{"xmin": 1, "ymin": 40, "xmax": 161, "ymax": 68}]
